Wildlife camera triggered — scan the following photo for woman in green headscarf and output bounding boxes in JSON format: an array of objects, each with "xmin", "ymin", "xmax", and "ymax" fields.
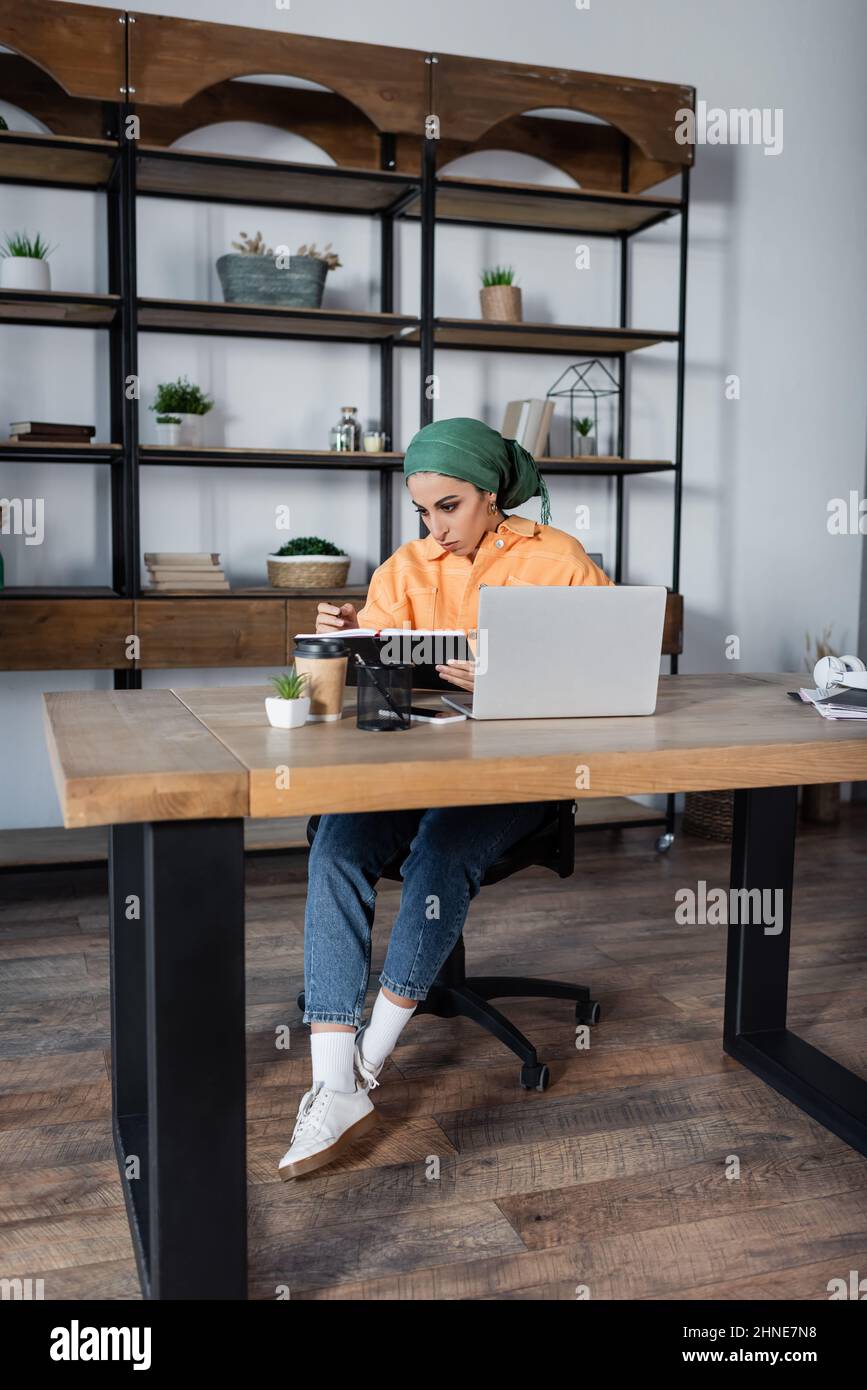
[
  {"xmin": 316, "ymin": 417, "xmax": 610, "ymax": 691},
  {"xmin": 278, "ymin": 420, "xmax": 613, "ymax": 1181}
]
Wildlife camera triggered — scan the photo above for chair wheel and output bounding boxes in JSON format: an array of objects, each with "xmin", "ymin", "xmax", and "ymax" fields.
[
  {"xmin": 655, "ymin": 832, "xmax": 674, "ymax": 853},
  {"xmin": 296, "ymin": 991, "xmax": 305, "ymax": 1011},
  {"xmin": 576, "ymin": 1000, "xmax": 601, "ymax": 1025},
  {"xmin": 520, "ymin": 1063, "xmax": 549, "ymax": 1091}
]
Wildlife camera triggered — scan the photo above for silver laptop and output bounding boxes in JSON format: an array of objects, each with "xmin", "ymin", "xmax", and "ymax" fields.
[{"xmin": 441, "ymin": 585, "xmax": 667, "ymax": 719}]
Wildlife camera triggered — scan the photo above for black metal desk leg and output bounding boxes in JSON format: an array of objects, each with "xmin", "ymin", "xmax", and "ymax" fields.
[
  {"xmin": 109, "ymin": 818, "xmax": 247, "ymax": 1298},
  {"xmin": 724, "ymin": 785, "xmax": 867, "ymax": 1157}
]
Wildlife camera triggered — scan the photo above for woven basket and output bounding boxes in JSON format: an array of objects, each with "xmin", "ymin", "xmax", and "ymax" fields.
[
  {"xmin": 682, "ymin": 789, "xmax": 734, "ymax": 841},
  {"xmin": 267, "ymin": 554, "xmax": 350, "ymax": 589}
]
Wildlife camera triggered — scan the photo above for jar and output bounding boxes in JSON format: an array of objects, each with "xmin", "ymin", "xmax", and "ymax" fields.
[{"xmin": 329, "ymin": 406, "xmax": 362, "ymax": 452}]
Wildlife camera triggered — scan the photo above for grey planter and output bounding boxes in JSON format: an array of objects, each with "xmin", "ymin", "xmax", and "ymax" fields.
[
  {"xmin": 575, "ymin": 435, "xmax": 598, "ymax": 456},
  {"xmin": 215, "ymin": 253, "xmax": 328, "ymax": 308}
]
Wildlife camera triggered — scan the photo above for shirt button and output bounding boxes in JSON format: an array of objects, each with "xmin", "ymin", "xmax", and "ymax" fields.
[{"xmin": 494, "ymin": 538, "xmax": 504, "ymax": 548}]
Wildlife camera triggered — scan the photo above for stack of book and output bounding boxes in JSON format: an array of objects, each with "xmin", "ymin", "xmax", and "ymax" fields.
[
  {"xmin": 144, "ymin": 552, "xmax": 230, "ymax": 592},
  {"xmin": 9, "ymin": 420, "xmax": 96, "ymax": 443},
  {"xmin": 500, "ymin": 399, "xmax": 556, "ymax": 458}
]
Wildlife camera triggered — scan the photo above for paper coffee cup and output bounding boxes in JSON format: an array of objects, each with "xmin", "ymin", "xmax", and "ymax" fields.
[{"xmin": 293, "ymin": 636, "xmax": 348, "ymax": 722}]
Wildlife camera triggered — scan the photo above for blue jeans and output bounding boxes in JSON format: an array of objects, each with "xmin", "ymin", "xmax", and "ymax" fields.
[{"xmin": 302, "ymin": 801, "xmax": 553, "ymax": 1026}]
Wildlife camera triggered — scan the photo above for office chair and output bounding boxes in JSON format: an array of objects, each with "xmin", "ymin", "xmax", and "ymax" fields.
[{"xmin": 296, "ymin": 801, "xmax": 601, "ymax": 1091}]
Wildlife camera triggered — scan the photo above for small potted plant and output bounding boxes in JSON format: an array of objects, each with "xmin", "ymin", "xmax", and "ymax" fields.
[
  {"xmin": 153, "ymin": 413, "xmax": 182, "ymax": 445},
  {"xmin": 267, "ymin": 536, "xmax": 350, "ymax": 590},
  {"xmin": 573, "ymin": 417, "xmax": 597, "ymax": 456},
  {"xmin": 149, "ymin": 376, "xmax": 214, "ymax": 446},
  {"xmin": 479, "ymin": 265, "xmax": 522, "ymax": 322},
  {"xmin": 265, "ymin": 668, "xmax": 310, "ymax": 729},
  {"xmin": 0, "ymin": 230, "xmax": 56, "ymax": 291},
  {"xmin": 216, "ymin": 231, "xmax": 342, "ymax": 309}
]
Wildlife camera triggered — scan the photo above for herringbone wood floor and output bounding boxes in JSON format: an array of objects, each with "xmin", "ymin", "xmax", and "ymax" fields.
[{"xmin": 1, "ymin": 807, "xmax": 866, "ymax": 1300}]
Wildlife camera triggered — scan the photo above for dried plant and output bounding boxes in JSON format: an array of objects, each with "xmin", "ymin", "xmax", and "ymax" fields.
[
  {"xmin": 804, "ymin": 624, "xmax": 839, "ymax": 671},
  {"xmin": 231, "ymin": 230, "xmax": 274, "ymax": 256},
  {"xmin": 229, "ymin": 233, "xmax": 342, "ymax": 271},
  {"xmin": 296, "ymin": 241, "xmax": 342, "ymax": 271}
]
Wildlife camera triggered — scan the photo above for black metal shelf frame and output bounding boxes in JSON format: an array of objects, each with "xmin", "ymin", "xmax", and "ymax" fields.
[{"xmin": 1, "ymin": 74, "xmax": 690, "ymax": 807}]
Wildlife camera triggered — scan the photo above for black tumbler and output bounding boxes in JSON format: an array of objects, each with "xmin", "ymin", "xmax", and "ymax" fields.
[{"xmin": 356, "ymin": 664, "xmax": 412, "ymax": 731}]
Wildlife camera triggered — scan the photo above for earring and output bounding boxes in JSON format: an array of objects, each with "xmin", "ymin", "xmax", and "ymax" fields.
[{"xmin": 490, "ymin": 500, "xmax": 497, "ymax": 513}]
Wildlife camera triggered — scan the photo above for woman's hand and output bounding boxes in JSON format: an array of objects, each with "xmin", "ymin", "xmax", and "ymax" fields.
[
  {"xmin": 436, "ymin": 658, "xmax": 475, "ymax": 692},
  {"xmin": 315, "ymin": 601, "xmax": 359, "ymax": 634}
]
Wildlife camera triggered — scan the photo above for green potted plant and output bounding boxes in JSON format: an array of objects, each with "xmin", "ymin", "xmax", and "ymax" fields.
[
  {"xmin": 573, "ymin": 416, "xmax": 597, "ymax": 456},
  {"xmin": 216, "ymin": 231, "xmax": 342, "ymax": 309},
  {"xmin": 1, "ymin": 230, "xmax": 56, "ymax": 292},
  {"xmin": 267, "ymin": 536, "xmax": 350, "ymax": 590},
  {"xmin": 479, "ymin": 264, "xmax": 522, "ymax": 322},
  {"xmin": 265, "ymin": 667, "xmax": 310, "ymax": 728},
  {"xmin": 149, "ymin": 376, "xmax": 214, "ymax": 446}
]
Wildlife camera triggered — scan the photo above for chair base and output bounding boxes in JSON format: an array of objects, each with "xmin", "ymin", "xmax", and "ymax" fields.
[{"xmin": 297, "ymin": 936, "xmax": 600, "ymax": 1091}]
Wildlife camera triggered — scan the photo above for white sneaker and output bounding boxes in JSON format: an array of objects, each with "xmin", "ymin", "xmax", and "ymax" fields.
[
  {"xmin": 353, "ymin": 1021, "xmax": 384, "ymax": 1091},
  {"xmin": 278, "ymin": 1079, "xmax": 377, "ymax": 1181}
]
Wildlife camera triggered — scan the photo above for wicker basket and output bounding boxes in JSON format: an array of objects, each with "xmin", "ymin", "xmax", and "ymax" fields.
[
  {"xmin": 267, "ymin": 554, "xmax": 350, "ymax": 589},
  {"xmin": 682, "ymin": 789, "xmax": 734, "ymax": 841}
]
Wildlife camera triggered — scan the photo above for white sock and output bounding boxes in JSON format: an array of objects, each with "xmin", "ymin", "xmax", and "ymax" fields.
[
  {"xmin": 310, "ymin": 1029, "xmax": 357, "ymax": 1093},
  {"xmin": 361, "ymin": 990, "xmax": 417, "ymax": 1069}
]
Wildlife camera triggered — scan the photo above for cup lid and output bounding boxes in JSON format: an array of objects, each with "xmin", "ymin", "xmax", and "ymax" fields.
[{"xmin": 293, "ymin": 636, "xmax": 347, "ymax": 658}]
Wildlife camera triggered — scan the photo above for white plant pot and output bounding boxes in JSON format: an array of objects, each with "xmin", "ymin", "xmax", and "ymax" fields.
[
  {"xmin": 1, "ymin": 256, "xmax": 51, "ymax": 291},
  {"xmin": 174, "ymin": 413, "xmax": 203, "ymax": 446},
  {"xmin": 265, "ymin": 695, "xmax": 311, "ymax": 729},
  {"xmin": 576, "ymin": 436, "xmax": 597, "ymax": 456},
  {"xmin": 155, "ymin": 421, "xmax": 182, "ymax": 445}
]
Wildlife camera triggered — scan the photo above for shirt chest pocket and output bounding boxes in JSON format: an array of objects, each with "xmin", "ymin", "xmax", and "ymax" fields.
[
  {"xmin": 387, "ymin": 584, "xmax": 438, "ymax": 629},
  {"xmin": 505, "ymin": 573, "xmax": 533, "ymax": 586}
]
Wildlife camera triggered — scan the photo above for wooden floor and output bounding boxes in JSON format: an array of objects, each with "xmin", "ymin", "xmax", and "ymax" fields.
[{"xmin": 1, "ymin": 806, "xmax": 866, "ymax": 1300}]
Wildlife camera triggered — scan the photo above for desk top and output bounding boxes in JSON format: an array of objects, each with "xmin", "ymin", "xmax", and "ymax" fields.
[{"xmin": 43, "ymin": 674, "xmax": 867, "ymax": 827}]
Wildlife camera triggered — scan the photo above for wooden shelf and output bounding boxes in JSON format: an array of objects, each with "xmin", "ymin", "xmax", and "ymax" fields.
[
  {"xmin": 139, "ymin": 446, "xmax": 403, "ymax": 470},
  {"xmin": 138, "ymin": 585, "xmax": 368, "ymax": 599},
  {"xmin": 0, "ymin": 440, "xmax": 121, "ymax": 461},
  {"xmin": 0, "ymin": 130, "xmax": 118, "ymax": 189},
  {"xmin": 0, "ymin": 290, "xmax": 120, "ymax": 328},
  {"xmin": 1, "ymin": 586, "xmax": 119, "ymax": 598},
  {"xmin": 397, "ymin": 318, "xmax": 679, "ymax": 355},
  {"xmin": 136, "ymin": 146, "xmax": 420, "ymax": 214},
  {"xmin": 539, "ymin": 457, "xmax": 674, "ymax": 476},
  {"xmin": 137, "ymin": 297, "xmax": 417, "ymax": 341},
  {"xmin": 402, "ymin": 175, "xmax": 682, "ymax": 236}
]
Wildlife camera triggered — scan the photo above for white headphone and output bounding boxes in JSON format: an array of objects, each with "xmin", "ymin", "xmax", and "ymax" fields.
[{"xmin": 813, "ymin": 653, "xmax": 867, "ymax": 694}]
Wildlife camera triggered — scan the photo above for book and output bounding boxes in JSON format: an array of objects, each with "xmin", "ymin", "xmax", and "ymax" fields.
[
  {"xmin": 146, "ymin": 574, "xmax": 228, "ymax": 585},
  {"xmin": 812, "ymin": 686, "xmax": 867, "ymax": 720},
  {"xmin": 500, "ymin": 398, "xmax": 555, "ymax": 457},
  {"xmin": 10, "ymin": 420, "xmax": 95, "ymax": 437},
  {"xmin": 293, "ymin": 628, "xmax": 470, "ymax": 691},
  {"xmin": 144, "ymin": 552, "xmax": 221, "ymax": 566},
  {"xmin": 146, "ymin": 581, "xmax": 231, "ymax": 592}
]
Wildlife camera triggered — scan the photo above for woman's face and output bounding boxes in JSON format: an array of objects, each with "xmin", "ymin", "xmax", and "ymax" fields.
[{"xmin": 407, "ymin": 474, "xmax": 493, "ymax": 557}]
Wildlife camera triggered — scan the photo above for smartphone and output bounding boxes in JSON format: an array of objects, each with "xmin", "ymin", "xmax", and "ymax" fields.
[{"xmin": 409, "ymin": 705, "xmax": 467, "ymax": 724}]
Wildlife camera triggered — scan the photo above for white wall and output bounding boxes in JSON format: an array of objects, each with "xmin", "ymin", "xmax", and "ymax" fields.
[{"xmin": 2, "ymin": 0, "xmax": 866, "ymax": 827}]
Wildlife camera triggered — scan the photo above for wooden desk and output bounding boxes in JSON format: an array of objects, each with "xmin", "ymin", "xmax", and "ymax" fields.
[{"xmin": 42, "ymin": 674, "xmax": 867, "ymax": 1299}]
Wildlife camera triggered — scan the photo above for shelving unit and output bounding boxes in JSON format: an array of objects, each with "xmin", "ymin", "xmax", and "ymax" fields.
[{"xmin": 0, "ymin": 0, "xmax": 694, "ymax": 848}]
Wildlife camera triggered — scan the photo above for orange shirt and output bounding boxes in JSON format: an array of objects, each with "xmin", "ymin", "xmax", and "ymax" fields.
[{"xmin": 356, "ymin": 513, "xmax": 614, "ymax": 633}]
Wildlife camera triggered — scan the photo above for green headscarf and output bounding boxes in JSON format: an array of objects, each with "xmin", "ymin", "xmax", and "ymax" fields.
[{"xmin": 403, "ymin": 417, "xmax": 551, "ymax": 525}]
